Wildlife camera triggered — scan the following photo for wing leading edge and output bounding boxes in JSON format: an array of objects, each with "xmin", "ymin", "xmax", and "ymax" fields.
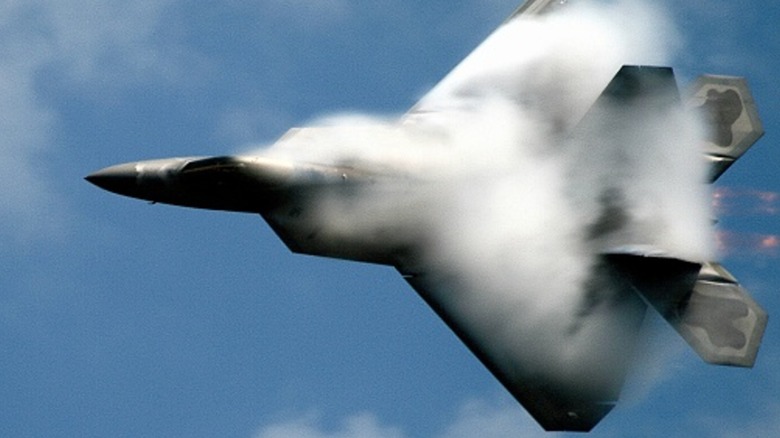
[{"xmin": 508, "ymin": 0, "xmax": 570, "ymax": 20}]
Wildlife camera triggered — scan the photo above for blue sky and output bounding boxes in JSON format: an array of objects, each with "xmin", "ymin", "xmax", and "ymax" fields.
[{"xmin": 1, "ymin": 1, "xmax": 778, "ymax": 437}]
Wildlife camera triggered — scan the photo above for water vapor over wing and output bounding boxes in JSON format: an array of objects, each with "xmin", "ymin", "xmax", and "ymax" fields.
[{"xmin": 249, "ymin": 0, "xmax": 714, "ymax": 405}]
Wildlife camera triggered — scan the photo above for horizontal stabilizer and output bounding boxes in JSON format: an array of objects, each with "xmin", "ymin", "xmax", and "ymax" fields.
[
  {"xmin": 675, "ymin": 262, "xmax": 767, "ymax": 367},
  {"xmin": 607, "ymin": 252, "xmax": 767, "ymax": 367},
  {"xmin": 685, "ymin": 76, "xmax": 764, "ymax": 182}
]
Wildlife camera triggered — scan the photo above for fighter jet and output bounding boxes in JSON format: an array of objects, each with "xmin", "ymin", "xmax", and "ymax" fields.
[{"xmin": 86, "ymin": 0, "xmax": 767, "ymax": 432}]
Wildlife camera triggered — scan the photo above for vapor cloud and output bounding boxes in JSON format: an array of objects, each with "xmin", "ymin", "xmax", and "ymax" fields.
[{"xmin": 254, "ymin": 0, "xmax": 714, "ymax": 398}]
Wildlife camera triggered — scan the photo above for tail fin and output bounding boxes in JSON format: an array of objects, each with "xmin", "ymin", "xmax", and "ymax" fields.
[
  {"xmin": 580, "ymin": 67, "xmax": 769, "ymax": 367},
  {"xmin": 685, "ymin": 75, "xmax": 764, "ymax": 182},
  {"xmin": 680, "ymin": 76, "xmax": 767, "ymax": 365},
  {"xmin": 608, "ymin": 252, "xmax": 768, "ymax": 368},
  {"xmin": 678, "ymin": 262, "xmax": 768, "ymax": 367}
]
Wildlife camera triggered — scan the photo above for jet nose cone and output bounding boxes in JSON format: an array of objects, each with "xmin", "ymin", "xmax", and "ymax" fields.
[
  {"xmin": 86, "ymin": 158, "xmax": 197, "ymax": 203},
  {"xmin": 85, "ymin": 162, "xmax": 139, "ymax": 196}
]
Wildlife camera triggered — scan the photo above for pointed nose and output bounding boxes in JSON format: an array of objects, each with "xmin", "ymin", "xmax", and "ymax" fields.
[
  {"xmin": 85, "ymin": 157, "xmax": 197, "ymax": 202},
  {"xmin": 85, "ymin": 162, "xmax": 140, "ymax": 196}
]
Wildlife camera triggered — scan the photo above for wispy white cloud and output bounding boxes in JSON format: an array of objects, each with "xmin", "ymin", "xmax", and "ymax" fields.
[
  {"xmin": 260, "ymin": 0, "xmax": 353, "ymax": 28},
  {"xmin": 0, "ymin": 0, "xmax": 203, "ymax": 242},
  {"xmin": 252, "ymin": 398, "xmax": 555, "ymax": 438},
  {"xmin": 671, "ymin": 0, "xmax": 772, "ymax": 81},
  {"xmin": 0, "ymin": 5, "xmax": 66, "ymax": 241},
  {"xmin": 254, "ymin": 392, "xmax": 780, "ymax": 438},
  {"xmin": 695, "ymin": 402, "xmax": 780, "ymax": 438},
  {"xmin": 38, "ymin": 0, "xmax": 203, "ymax": 87},
  {"xmin": 253, "ymin": 412, "xmax": 403, "ymax": 438},
  {"xmin": 434, "ymin": 398, "xmax": 552, "ymax": 438},
  {"xmin": 217, "ymin": 105, "xmax": 295, "ymax": 147}
]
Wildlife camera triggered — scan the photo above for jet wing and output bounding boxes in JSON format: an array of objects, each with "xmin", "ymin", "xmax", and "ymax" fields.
[{"xmin": 395, "ymin": 254, "xmax": 706, "ymax": 432}]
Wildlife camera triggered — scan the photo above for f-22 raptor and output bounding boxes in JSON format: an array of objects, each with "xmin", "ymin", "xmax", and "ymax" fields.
[{"xmin": 87, "ymin": 0, "xmax": 767, "ymax": 432}]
